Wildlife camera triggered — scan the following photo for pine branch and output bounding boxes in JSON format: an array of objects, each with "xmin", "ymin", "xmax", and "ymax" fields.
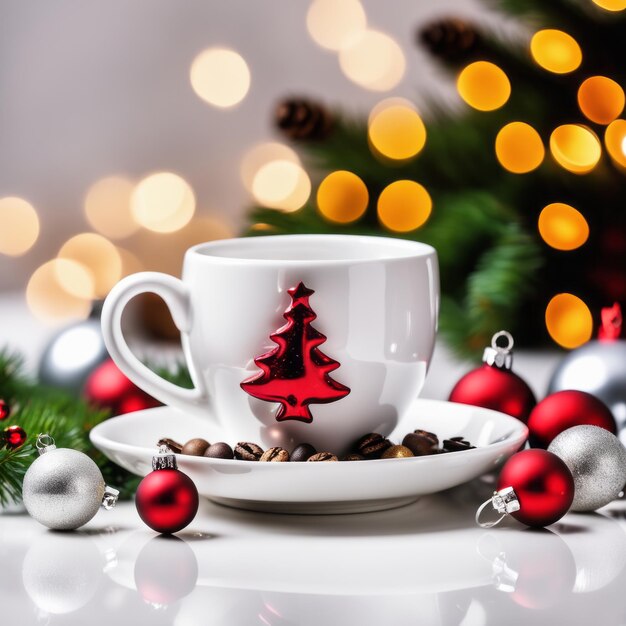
[{"xmin": 0, "ymin": 352, "xmax": 191, "ymax": 506}]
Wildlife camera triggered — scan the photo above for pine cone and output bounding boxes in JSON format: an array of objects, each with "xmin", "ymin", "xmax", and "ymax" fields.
[
  {"xmin": 419, "ymin": 17, "xmax": 479, "ymax": 62},
  {"xmin": 274, "ymin": 98, "xmax": 333, "ymax": 141}
]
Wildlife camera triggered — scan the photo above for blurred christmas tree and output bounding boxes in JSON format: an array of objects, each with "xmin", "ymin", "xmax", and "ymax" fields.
[{"xmin": 246, "ymin": 0, "xmax": 626, "ymax": 358}]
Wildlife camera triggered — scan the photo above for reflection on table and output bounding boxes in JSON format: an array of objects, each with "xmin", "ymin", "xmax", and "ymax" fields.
[{"xmin": 2, "ymin": 481, "xmax": 626, "ymax": 626}]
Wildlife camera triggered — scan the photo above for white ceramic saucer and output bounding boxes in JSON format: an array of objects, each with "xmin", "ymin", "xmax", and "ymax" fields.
[{"xmin": 90, "ymin": 399, "xmax": 527, "ymax": 515}]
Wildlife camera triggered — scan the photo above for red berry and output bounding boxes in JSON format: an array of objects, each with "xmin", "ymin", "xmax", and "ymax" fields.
[
  {"xmin": 0, "ymin": 400, "xmax": 10, "ymax": 421},
  {"xmin": 4, "ymin": 425, "xmax": 26, "ymax": 449}
]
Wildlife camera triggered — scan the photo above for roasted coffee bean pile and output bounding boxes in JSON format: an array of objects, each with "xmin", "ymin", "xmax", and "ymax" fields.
[{"xmin": 157, "ymin": 429, "xmax": 475, "ymax": 463}]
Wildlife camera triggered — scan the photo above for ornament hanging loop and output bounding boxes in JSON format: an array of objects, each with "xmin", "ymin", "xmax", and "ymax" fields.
[
  {"xmin": 491, "ymin": 330, "xmax": 514, "ymax": 352},
  {"xmin": 36, "ymin": 433, "xmax": 56, "ymax": 455},
  {"xmin": 483, "ymin": 330, "xmax": 514, "ymax": 370},
  {"xmin": 475, "ymin": 486, "xmax": 520, "ymax": 528}
]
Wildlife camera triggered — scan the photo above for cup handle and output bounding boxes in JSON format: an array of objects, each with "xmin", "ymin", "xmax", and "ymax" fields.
[{"xmin": 101, "ymin": 272, "xmax": 207, "ymax": 411}]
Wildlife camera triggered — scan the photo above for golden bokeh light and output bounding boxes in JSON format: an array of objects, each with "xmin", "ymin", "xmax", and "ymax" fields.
[
  {"xmin": 591, "ymin": 0, "xmax": 626, "ymax": 11},
  {"xmin": 190, "ymin": 48, "xmax": 251, "ymax": 108},
  {"xmin": 240, "ymin": 142, "xmax": 300, "ymax": 193},
  {"xmin": 457, "ymin": 61, "xmax": 511, "ymax": 111},
  {"xmin": 58, "ymin": 233, "xmax": 122, "ymax": 298},
  {"xmin": 116, "ymin": 246, "xmax": 144, "ymax": 277},
  {"xmin": 0, "ymin": 196, "xmax": 40, "ymax": 256},
  {"xmin": 368, "ymin": 100, "xmax": 427, "ymax": 161},
  {"xmin": 495, "ymin": 122, "xmax": 545, "ymax": 173},
  {"xmin": 339, "ymin": 29, "xmax": 405, "ymax": 91},
  {"xmin": 577, "ymin": 76, "xmax": 625, "ymax": 125},
  {"xmin": 377, "ymin": 180, "xmax": 432, "ymax": 232},
  {"xmin": 84, "ymin": 176, "xmax": 138, "ymax": 240},
  {"xmin": 317, "ymin": 170, "xmax": 368, "ymax": 223},
  {"xmin": 306, "ymin": 0, "xmax": 367, "ymax": 51},
  {"xmin": 26, "ymin": 259, "xmax": 93, "ymax": 323},
  {"xmin": 249, "ymin": 223, "xmax": 276, "ymax": 233},
  {"xmin": 538, "ymin": 203, "xmax": 589, "ymax": 251},
  {"xmin": 132, "ymin": 215, "xmax": 235, "ymax": 276},
  {"xmin": 251, "ymin": 160, "xmax": 311, "ymax": 212},
  {"xmin": 604, "ymin": 119, "xmax": 626, "ymax": 168},
  {"xmin": 545, "ymin": 293, "xmax": 593, "ymax": 349},
  {"xmin": 131, "ymin": 172, "xmax": 196, "ymax": 233},
  {"xmin": 549, "ymin": 124, "xmax": 601, "ymax": 174},
  {"xmin": 530, "ymin": 30, "xmax": 582, "ymax": 74}
]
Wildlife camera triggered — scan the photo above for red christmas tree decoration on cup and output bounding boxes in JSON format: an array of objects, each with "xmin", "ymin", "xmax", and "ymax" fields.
[{"xmin": 241, "ymin": 282, "xmax": 350, "ymax": 423}]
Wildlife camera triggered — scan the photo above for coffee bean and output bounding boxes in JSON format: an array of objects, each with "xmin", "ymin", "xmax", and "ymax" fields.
[
  {"xmin": 341, "ymin": 453, "xmax": 364, "ymax": 461},
  {"xmin": 182, "ymin": 438, "xmax": 210, "ymax": 456},
  {"xmin": 413, "ymin": 429, "xmax": 439, "ymax": 448},
  {"xmin": 234, "ymin": 442, "xmax": 264, "ymax": 461},
  {"xmin": 442, "ymin": 438, "xmax": 475, "ymax": 452},
  {"xmin": 402, "ymin": 433, "xmax": 437, "ymax": 456},
  {"xmin": 291, "ymin": 443, "xmax": 317, "ymax": 462},
  {"xmin": 308, "ymin": 452, "xmax": 338, "ymax": 462},
  {"xmin": 354, "ymin": 433, "xmax": 392, "ymax": 459},
  {"xmin": 260, "ymin": 447, "xmax": 290, "ymax": 462},
  {"xmin": 381, "ymin": 444, "xmax": 414, "ymax": 459},
  {"xmin": 204, "ymin": 442, "xmax": 234, "ymax": 459},
  {"xmin": 157, "ymin": 438, "xmax": 183, "ymax": 454}
]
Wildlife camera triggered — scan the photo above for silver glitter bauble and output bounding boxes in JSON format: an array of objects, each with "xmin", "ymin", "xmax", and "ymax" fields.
[
  {"xmin": 22, "ymin": 435, "xmax": 118, "ymax": 530},
  {"xmin": 548, "ymin": 425, "xmax": 626, "ymax": 512},
  {"xmin": 38, "ymin": 305, "xmax": 108, "ymax": 394},
  {"xmin": 547, "ymin": 339, "xmax": 626, "ymax": 444}
]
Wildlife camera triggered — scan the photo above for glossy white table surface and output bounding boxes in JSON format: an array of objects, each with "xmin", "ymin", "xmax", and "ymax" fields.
[
  {"xmin": 2, "ymin": 485, "xmax": 626, "ymax": 626},
  {"xmin": 2, "ymin": 292, "xmax": 625, "ymax": 625}
]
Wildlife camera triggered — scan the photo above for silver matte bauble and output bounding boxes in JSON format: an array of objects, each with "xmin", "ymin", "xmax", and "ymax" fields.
[
  {"xmin": 38, "ymin": 305, "xmax": 108, "ymax": 394},
  {"xmin": 23, "ymin": 436, "xmax": 118, "ymax": 530},
  {"xmin": 548, "ymin": 425, "xmax": 626, "ymax": 512},
  {"xmin": 548, "ymin": 339, "xmax": 626, "ymax": 443}
]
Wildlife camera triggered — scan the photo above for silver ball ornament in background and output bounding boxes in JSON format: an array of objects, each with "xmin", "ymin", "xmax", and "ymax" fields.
[
  {"xmin": 38, "ymin": 304, "xmax": 108, "ymax": 394},
  {"xmin": 548, "ymin": 338, "xmax": 626, "ymax": 445},
  {"xmin": 548, "ymin": 425, "xmax": 626, "ymax": 512},
  {"xmin": 22, "ymin": 434, "xmax": 118, "ymax": 530}
]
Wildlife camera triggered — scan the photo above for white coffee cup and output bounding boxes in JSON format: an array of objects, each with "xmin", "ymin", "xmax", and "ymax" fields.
[{"xmin": 101, "ymin": 234, "xmax": 439, "ymax": 453}]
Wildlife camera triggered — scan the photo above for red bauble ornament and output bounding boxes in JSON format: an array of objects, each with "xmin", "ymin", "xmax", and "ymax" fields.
[
  {"xmin": 0, "ymin": 399, "xmax": 11, "ymax": 421},
  {"xmin": 527, "ymin": 390, "xmax": 616, "ymax": 448},
  {"xmin": 241, "ymin": 282, "xmax": 350, "ymax": 423},
  {"xmin": 449, "ymin": 331, "xmax": 536, "ymax": 422},
  {"xmin": 477, "ymin": 449, "xmax": 574, "ymax": 528},
  {"xmin": 135, "ymin": 448, "xmax": 199, "ymax": 534},
  {"xmin": 4, "ymin": 425, "xmax": 26, "ymax": 449},
  {"xmin": 84, "ymin": 359, "xmax": 159, "ymax": 415}
]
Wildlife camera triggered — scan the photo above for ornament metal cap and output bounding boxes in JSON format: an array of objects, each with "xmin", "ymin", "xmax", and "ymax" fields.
[
  {"xmin": 36, "ymin": 433, "xmax": 57, "ymax": 455},
  {"xmin": 482, "ymin": 331, "xmax": 514, "ymax": 370},
  {"xmin": 475, "ymin": 486, "xmax": 521, "ymax": 528},
  {"xmin": 152, "ymin": 443, "xmax": 178, "ymax": 470},
  {"xmin": 102, "ymin": 485, "xmax": 119, "ymax": 510}
]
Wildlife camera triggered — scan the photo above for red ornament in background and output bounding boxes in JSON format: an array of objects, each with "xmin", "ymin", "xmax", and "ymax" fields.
[
  {"xmin": 527, "ymin": 390, "xmax": 616, "ymax": 448},
  {"xmin": 476, "ymin": 449, "xmax": 574, "ymax": 528},
  {"xmin": 449, "ymin": 331, "xmax": 536, "ymax": 423},
  {"xmin": 598, "ymin": 302, "xmax": 622, "ymax": 341},
  {"xmin": 241, "ymin": 282, "xmax": 350, "ymax": 423},
  {"xmin": 84, "ymin": 359, "xmax": 159, "ymax": 415},
  {"xmin": 0, "ymin": 400, "xmax": 10, "ymax": 421},
  {"xmin": 135, "ymin": 446, "xmax": 199, "ymax": 534},
  {"xmin": 4, "ymin": 425, "xmax": 26, "ymax": 449}
]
